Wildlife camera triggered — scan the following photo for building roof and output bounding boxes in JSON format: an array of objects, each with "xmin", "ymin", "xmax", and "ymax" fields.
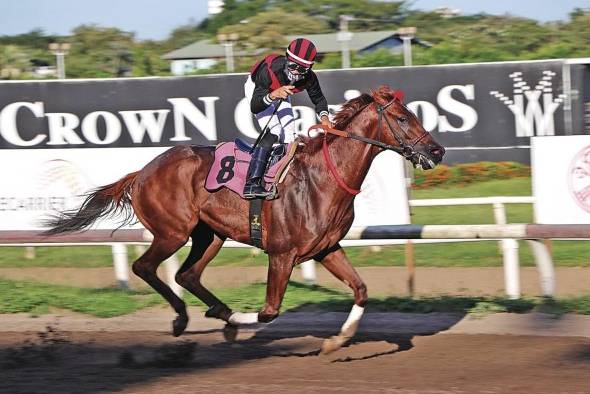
[
  {"xmin": 286, "ymin": 31, "xmax": 397, "ymax": 53},
  {"xmin": 163, "ymin": 30, "xmax": 428, "ymax": 60}
]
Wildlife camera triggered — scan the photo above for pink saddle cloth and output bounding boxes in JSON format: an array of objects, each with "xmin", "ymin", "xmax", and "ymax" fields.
[{"xmin": 205, "ymin": 141, "xmax": 296, "ymax": 199}]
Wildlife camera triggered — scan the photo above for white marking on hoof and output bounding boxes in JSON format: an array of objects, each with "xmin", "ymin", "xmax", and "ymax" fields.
[
  {"xmin": 321, "ymin": 304, "xmax": 365, "ymax": 354},
  {"xmin": 228, "ymin": 312, "xmax": 259, "ymax": 325},
  {"xmin": 341, "ymin": 304, "xmax": 364, "ymax": 334}
]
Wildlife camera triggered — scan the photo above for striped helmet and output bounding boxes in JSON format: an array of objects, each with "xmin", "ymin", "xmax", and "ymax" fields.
[{"xmin": 286, "ymin": 38, "xmax": 317, "ymax": 67}]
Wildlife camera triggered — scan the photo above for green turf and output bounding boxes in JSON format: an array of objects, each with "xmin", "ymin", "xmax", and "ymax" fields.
[
  {"xmin": 2, "ymin": 278, "xmax": 589, "ymax": 316},
  {"xmin": 2, "ymin": 177, "xmax": 588, "ymax": 268},
  {"xmin": 0, "ymin": 246, "xmax": 142, "ymax": 268},
  {"xmin": 0, "ymin": 278, "xmax": 161, "ymax": 317}
]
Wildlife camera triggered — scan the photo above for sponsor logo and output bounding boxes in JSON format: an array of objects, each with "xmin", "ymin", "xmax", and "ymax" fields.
[
  {"xmin": 490, "ymin": 71, "xmax": 566, "ymax": 137},
  {"xmin": 568, "ymin": 145, "xmax": 590, "ymax": 213},
  {"xmin": 0, "ymin": 97, "xmax": 219, "ymax": 148},
  {"xmin": 0, "ymin": 159, "xmax": 92, "ymax": 213},
  {"xmin": 324, "ymin": 86, "xmax": 478, "ymax": 134}
]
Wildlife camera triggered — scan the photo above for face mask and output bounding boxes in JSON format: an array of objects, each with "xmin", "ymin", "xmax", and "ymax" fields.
[{"xmin": 285, "ymin": 61, "xmax": 309, "ymax": 83}]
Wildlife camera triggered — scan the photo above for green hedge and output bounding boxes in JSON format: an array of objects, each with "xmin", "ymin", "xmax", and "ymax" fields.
[{"xmin": 413, "ymin": 161, "xmax": 531, "ymax": 189}]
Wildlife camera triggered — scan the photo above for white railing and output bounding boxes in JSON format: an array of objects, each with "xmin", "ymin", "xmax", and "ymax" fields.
[
  {"xmin": 7, "ymin": 196, "xmax": 560, "ymax": 299},
  {"xmin": 409, "ymin": 196, "xmax": 540, "ymax": 299}
]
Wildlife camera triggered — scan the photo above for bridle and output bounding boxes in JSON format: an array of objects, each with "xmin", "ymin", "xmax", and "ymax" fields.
[
  {"xmin": 309, "ymin": 96, "xmax": 430, "ymax": 195},
  {"xmin": 375, "ymin": 100, "xmax": 430, "ymax": 159}
]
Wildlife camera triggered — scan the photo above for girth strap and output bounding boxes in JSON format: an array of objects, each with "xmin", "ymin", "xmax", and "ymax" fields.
[{"xmin": 249, "ymin": 198, "xmax": 264, "ymax": 249}]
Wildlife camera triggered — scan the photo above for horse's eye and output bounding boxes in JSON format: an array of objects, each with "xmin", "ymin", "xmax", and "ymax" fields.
[{"xmin": 397, "ymin": 116, "xmax": 408, "ymax": 123}]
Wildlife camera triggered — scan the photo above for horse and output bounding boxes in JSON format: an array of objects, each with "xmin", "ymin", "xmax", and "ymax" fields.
[{"xmin": 43, "ymin": 85, "xmax": 445, "ymax": 353}]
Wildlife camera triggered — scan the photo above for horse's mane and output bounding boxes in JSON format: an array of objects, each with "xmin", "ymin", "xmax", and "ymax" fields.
[
  {"xmin": 333, "ymin": 93, "xmax": 374, "ymax": 129},
  {"xmin": 332, "ymin": 85, "xmax": 404, "ymax": 129}
]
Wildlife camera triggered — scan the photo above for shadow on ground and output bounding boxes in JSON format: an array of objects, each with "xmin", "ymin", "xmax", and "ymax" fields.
[{"xmin": 0, "ymin": 304, "xmax": 467, "ymax": 394}]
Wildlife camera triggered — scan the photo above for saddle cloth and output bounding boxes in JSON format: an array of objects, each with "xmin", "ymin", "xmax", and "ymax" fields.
[{"xmin": 205, "ymin": 139, "xmax": 298, "ymax": 199}]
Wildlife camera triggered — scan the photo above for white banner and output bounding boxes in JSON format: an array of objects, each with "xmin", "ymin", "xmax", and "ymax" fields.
[
  {"xmin": 532, "ymin": 135, "xmax": 590, "ymax": 224},
  {"xmin": 352, "ymin": 150, "xmax": 410, "ymax": 227},
  {"xmin": 0, "ymin": 147, "xmax": 409, "ymax": 231},
  {"xmin": 0, "ymin": 147, "xmax": 167, "ymax": 230}
]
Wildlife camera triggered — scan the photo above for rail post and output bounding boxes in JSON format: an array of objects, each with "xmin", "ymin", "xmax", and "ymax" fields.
[
  {"xmin": 111, "ymin": 243, "xmax": 130, "ymax": 290},
  {"xmin": 526, "ymin": 240, "xmax": 555, "ymax": 297},
  {"xmin": 493, "ymin": 201, "xmax": 521, "ymax": 299}
]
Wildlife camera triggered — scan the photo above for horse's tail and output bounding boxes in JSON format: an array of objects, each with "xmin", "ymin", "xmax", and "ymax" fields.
[{"xmin": 42, "ymin": 171, "xmax": 140, "ymax": 236}]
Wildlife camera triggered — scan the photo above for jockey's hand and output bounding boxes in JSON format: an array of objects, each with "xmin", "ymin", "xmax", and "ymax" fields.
[
  {"xmin": 270, "ymin": 85, "xmax": 295, "ymax": 100},
  {"xmin": 320, "ymin": 115, "xmax": 333, "ymax": 128}
]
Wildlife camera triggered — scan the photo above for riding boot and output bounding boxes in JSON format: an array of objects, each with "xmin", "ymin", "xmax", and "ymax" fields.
[{"xmin": 243, "ymin": 146, "xmax": 272, "ymax": 199}]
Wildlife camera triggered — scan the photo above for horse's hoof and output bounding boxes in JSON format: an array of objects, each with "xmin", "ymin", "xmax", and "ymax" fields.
[
  {"xmin": 172, "ymin": 314, "xmax": 189, "ymax": 337},
  {"xmin": 320, "ymin": 336, "xmax": 344, "ymax": 355},
  {"xmin": 223, "ymin": 324, "xmax": 239, "ymax": 342}
]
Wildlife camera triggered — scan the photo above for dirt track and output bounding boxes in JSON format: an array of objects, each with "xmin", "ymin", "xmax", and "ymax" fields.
[
  {"xmin": 1, "ymin": 309, "xmax": 590, "ymax": 394},
  {"xmin": 1, "ymin": 329, "xmax": 589, "ymax": 394},
  {"xmin": 1, "ymin": 265, "xmax": 589, "ymax": 393}
]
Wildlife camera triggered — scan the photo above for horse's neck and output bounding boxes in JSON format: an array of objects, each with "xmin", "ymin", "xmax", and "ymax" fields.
[
  {"xmin": 328, "ymin": 123, "xmax": 377, "ymax": 190},
  {"xmin": 303, "ymin": 122, "xmax": 377, "ymax": 203}
]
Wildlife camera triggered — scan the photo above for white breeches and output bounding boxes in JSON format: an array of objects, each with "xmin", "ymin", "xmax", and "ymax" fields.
[{"xmin": 244, "ymin": 76, "xmax": 297, "ymax": 143}]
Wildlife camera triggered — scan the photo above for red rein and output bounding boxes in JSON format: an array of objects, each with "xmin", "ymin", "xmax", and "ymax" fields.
[{"xmin": 311, "ymin": 124, "xmax": 361, "ymax": 195}]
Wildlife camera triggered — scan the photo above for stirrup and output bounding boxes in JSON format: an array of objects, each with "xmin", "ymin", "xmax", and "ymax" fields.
[{"xmin": 244, "ymin": 185, "xmax": 271, "ymax": 199}]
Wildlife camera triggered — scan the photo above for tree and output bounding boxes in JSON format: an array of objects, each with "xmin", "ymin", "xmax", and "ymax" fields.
[
  {"xmin": 217, "ymin": 9, "xmax": 330, "ymax": 54},
  {"xmin": 65, "ymin": 25, "xmax": 136, "ymax": 78},
  {"xmin": 0, "ymin": 45, "xmax": 30, "ymax": 79}
]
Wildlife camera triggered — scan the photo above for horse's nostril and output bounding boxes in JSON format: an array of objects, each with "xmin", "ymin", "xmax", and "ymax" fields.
[{"xmin": 430, "ymin": 147, "xmax": 445, "ymax": 157}]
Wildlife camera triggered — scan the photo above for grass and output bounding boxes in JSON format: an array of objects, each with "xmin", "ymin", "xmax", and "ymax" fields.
[
  {"xmin": 1, "ymin": 177, "xmax": 588, "ymax": 268},
  {"xmin": 2, "ymin": 278, "xmax": 589, "ymax": 317},
  {"xmin": 0, "ymin": 246, "xmax": 142, "ymax": 268},
  {"xmin": 0, "ymin": 278, "xmax": 161, "ymax": 317}
]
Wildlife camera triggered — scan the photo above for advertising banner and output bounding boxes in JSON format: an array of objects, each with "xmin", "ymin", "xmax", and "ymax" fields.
[
  {"xmin": 1, "ymin": 59, "xmax": 585, "ymax": 164},
  {"xmin": 1, "ymin": 59, "xmax": 586, "ymax": 232},
  {"xmin": 0, "ymin": 147, "xmax": 409, "ymax": 231},
  {"xmin": 532, "ymin": 135, "xmax": 590, "ymax": 224}
]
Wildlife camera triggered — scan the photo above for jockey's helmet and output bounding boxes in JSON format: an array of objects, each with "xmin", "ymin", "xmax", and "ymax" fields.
[{"xmin": 285, "ymin": 38, "xmax": 317, "ymax": 83}]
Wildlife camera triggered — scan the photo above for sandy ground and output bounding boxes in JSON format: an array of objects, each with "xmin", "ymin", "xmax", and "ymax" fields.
[
  {"xmin": 1, "ymin": 265, "xmax": 590, "ymax": 297},
  {"xmin": 1, "ymin": 293, "xmax": 589, "ymax": 393},
  {"xmin": 1, "ymin": 326, "xmax": 588, "ymax": 394},
  {"xmin": 2, "ymin": 263, "xmax": 589, "ymax": 392}
]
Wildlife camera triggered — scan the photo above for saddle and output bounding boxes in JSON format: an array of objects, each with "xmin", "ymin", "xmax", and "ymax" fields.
[{"xmin": 205, "ymin": 138, "xmax": 298, "ymax": 200}]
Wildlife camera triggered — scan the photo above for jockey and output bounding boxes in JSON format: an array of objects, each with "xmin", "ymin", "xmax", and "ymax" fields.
[{"xmin": 243, "ymin": 37, "xmax": 331, "ymax": 199}]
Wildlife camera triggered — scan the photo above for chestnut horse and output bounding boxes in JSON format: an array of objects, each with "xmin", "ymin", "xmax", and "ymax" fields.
[{"xmin": 44, "ymin": 86, "xmax": 444, "ymax": 353}]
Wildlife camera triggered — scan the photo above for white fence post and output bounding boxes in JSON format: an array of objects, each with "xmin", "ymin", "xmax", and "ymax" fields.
[
  {"xmin": 300, "ymin": 260, "xmax": 317, "ymax": 284},
  {"xmin": 526, "ymin": 240, "xmax": 555, "ymax": 297},
  {"xmin": 24, "ymin": 246, "xmax": 36, "ymax": 259},
  {"xmin": 111, "ymin": 243, "xmax": 130, "ymax": 290},
  {"xmin": 493, "ymin": 201, "xmax": 521, "ymax": 299}
]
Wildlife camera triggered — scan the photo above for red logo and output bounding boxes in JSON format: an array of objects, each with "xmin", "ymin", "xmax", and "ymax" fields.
[{"xmin": 568, "ymin": 146, "xmax": 590, "ymax": 213}]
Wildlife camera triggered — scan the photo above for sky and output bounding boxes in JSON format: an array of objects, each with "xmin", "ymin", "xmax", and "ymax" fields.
[{"xmin": 1, "ymin": 0, "xmax": 589, "ymax": 41}]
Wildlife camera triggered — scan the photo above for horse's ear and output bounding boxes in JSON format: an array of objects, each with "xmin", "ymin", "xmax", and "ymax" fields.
[
  {"xmin": 393, "ymin": 90, "xmax": 405, "ymax": 102},
  {"xmin": 371, "ymin": 85, "xmax": 391, "ymax": 104}
]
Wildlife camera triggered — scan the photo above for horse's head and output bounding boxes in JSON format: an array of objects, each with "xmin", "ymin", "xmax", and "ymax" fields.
[{"xmin": 369, "ymin": 86, "xmax": 445, "ymax": 169}]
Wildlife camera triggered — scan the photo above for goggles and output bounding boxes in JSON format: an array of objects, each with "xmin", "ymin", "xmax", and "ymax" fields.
[{"xmin": 286, "ymin": 61, "xmax": 310, "ymax": 74}]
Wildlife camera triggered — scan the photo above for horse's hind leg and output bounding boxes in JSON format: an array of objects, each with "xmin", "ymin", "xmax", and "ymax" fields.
[
  {"xmin": 175, "ymin": 221, "xmax": 233, "ymax": 323},
  {"xmin": 132, "ymin": 235, "xmax": 188, "ymax": 336},
  {"xmin": 314, "ymin": 243, "xmax": 368, "ymax": 354}
]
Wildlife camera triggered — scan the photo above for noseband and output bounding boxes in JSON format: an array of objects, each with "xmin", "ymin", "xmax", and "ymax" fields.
[{"xmin": 375, "ymin": 99, "xmax": 429, "ymax": 159}]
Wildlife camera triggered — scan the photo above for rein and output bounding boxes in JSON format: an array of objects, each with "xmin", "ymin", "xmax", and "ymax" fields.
[{"xmin": 310, "ymin": 97, "xmax": 429, "ymax": 195}]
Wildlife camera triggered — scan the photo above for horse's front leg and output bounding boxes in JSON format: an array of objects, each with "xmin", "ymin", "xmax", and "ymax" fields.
[
  {"xmin": 315, "ymin": 243, "xmax": 368, "ymax": 354},
  {"xmin": 227, "ymin": 252, "xmax": 294, "ymax": 325}
]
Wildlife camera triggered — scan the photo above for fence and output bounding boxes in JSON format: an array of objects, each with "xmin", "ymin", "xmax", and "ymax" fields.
[{"xmin": 3, "ymin": 222, "xmax": 589, "ymax": 299}]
